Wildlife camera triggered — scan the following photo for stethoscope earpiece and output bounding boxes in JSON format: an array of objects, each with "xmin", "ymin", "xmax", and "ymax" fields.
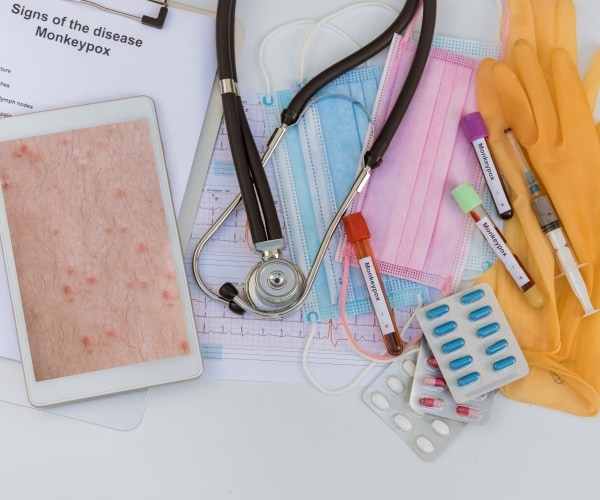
[{"xmin": 219, "ymin": 282, "xmax": 245, "ymax": 315}]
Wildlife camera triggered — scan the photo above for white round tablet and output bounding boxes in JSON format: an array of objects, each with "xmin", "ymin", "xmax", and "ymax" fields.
[
  {"xmin": 416, "ymin": 436, "xmax": 435, "ymax": 454},
  {"xmin": 402, "ymin": 359, "xmax": 416, "ymax": 377},
  {"xmin": 431, "ymin": 419, "xmax": 450, "ymax": 437},
  {"xmin": 393, "ymin": 413, "xmax": 412, "ymax": 432},
  {"xmin": 370, "ymin": 391, "xmax": 389, "ymax": 410},
  {"xmin": 386, "ymin": 375, "xmax": 405, "ymax": 394}
]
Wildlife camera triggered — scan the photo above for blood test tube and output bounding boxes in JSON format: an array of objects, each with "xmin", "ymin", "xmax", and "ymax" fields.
[
  {"xmin": 451, "ymin": 182, "xmax": 544, "ymax": 309},
  {"xmin": 342, "ymin": 212, "xmax": 403, "ymax": 355},
  {"xmin": 461, "ymin": 112, "xmax": 513, "ymax": 219}
]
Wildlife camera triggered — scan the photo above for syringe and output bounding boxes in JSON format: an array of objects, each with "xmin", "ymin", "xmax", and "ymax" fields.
[{"xmin": 504, "ymin": 128, "xmax": 598, "ymax": 317}]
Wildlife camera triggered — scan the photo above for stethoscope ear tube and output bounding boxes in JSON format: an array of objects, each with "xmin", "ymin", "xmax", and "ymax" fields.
[
  {"xmin": 280, "ymin": 0, "xmax": 422, "ymax": 127},
  {"xmin": 197, "ymin": 0, "xmax": 437, "ymax": 318},
  {"xmin": 216, "ymin": 0, "xmax": 282, "ymax": 246}
]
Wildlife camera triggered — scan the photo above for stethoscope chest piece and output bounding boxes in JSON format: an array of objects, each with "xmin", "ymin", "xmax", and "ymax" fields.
[{"xmin": 246, "ymin": 258, "xmax": 306, "ymax": 312}]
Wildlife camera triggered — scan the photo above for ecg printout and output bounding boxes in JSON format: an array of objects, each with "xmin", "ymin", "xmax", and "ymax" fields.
[{"xmin": 185, "ymin": 94, "xmax": 422, "ymax": 386}]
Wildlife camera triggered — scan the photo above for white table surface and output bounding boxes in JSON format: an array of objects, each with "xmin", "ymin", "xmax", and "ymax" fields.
[{"xmin": 2, "ymin": 1, "xmax": 600, "ymax": 498}]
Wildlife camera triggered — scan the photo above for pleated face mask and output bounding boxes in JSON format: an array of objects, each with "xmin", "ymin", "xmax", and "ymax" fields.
[
  {"xmin": 262, "ymin": 68, "xmax": 431, "ymax": 322},
  {"xmin": 349, "ymin": 34, "xmax": 488, "ymax": 293}
]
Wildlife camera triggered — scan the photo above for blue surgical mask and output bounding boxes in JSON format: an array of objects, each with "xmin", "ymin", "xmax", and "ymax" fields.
[{"xmin": 262, "ymin": 67, "xmax": 430, "ymax": 322}]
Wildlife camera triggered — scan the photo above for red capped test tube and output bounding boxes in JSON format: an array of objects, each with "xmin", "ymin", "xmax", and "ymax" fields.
[{"xmin": 342, "ymin": 212, "xmax": 403, "ymax": 355}]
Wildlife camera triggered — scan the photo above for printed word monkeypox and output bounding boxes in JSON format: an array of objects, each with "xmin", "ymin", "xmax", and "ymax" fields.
[{"xmin": 11, "ymin": 3, "xmax": 144, "ymax": 56}]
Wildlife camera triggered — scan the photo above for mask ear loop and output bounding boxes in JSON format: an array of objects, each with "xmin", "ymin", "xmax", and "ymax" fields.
[
  {"xmin": 259, "ymin": 20, "xmax": 362, "ymax": 94},
  {"xmin": 299, "ymin": 2, "xmax": 400, "ymax": 82}
]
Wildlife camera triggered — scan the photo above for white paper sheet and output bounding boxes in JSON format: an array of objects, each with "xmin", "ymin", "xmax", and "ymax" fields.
[{"xmin": 0, "ymin": 0, "xmax": 217, "ymax": 360}]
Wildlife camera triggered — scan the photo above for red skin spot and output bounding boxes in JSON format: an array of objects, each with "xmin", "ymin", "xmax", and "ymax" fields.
[
  {"xmin": 63, "ymin": 284, "xmax": 74, "ymax": 295},
  {"xmin": 81, "ymin": 335, "xmax": 91, "ymax": 347},
  {"xmin": 162, "ymin": 289, "xmax": 172, "ymax": 300},
  {"xmin": 11, "ymin": 143, "xmax": 30, "ymax": 158},
  {"xmin": 105, "ymin": 329, "xmax": 116, "ymax": 339},
  {"xmin": 136, "ymin": 241, "xmax": 149, "ymax": 253},
  {"xmin": 65, "ymin": 265, "xmax": 76, "ymax": 275},
  {"xmin": 115, "ymin": 187, "xmax": 126, "ymax": 198},
  {"xmin": 84, "ymin": 274, "xmax": 98, "ymax": 285},
  {"xmin": 1, "ymin": 176, "xmax": 11, "ymax": 190},
  {"xmin": 180, "ymin": 340, "xmax": 190, "ymax": 353},
  {"xmin": 105, "ymin": 226, "xmax": 114, "ymax": 235},
  {"xmin": 139, "ymin": 280, "xmax": 148, "ymax": 289},
  {"xmin": 51, "ymin": 227, "xmax": 60, "ymax": 237}
]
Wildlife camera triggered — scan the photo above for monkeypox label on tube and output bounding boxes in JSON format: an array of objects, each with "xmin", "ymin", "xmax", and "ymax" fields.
[
  {"xmin": 358, "ymin": 257, "xmax": 395, "ymax": 334},
  {"xmin": 473, "ymin": 139, "xmax": 512, "ymax": 215},
  {"xmin": 476, "ymin": 217, "xmax": 529, "ymax": 287}
]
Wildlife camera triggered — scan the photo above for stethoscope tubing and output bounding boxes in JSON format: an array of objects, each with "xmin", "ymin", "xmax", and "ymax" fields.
[{"xmin": 194, "ymin": 0, "xmax": 436, "ymax": 318}]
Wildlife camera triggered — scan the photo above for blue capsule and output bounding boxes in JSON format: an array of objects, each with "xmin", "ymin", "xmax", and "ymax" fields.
[
  {"xmin": 426, "ymin": 304, "xmax": 450, "ymax": 320},
  {"xmin": 461, "ymin": 288, "xmax": 485, "ymax": 304},
  {"xmin": 449, "ymin": 355, "xmax": 473, "ymax": 371},
  {"xmin": 469, "ymin": 306, "xmax": 493, "ymax": 321},
  {"xmin": 457, "ymin": 372, "xmax": 480, "ymax": 387},
  {"xmin": 433, "ymin": 321, "xmax": 457, "ymax": 337},
  {"xmin": 477, "ymin": 322, "xmax": 500, "ymax": 338},
  {"xmin": 493, "ymin": 356, "xmax": 516, "ymax": 371},
  {"xmin": 485, "ymin": 339, "xmax": 509, "ymax": 356},
  {"xmin": 441, "ymin": 338, "xmax": 465, "ymax": 354}
]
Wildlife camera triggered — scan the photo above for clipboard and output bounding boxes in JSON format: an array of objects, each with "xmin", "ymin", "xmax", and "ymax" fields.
[{"xmin": 0, "ymin": 0, "xmax": 231, "ymax": 429}]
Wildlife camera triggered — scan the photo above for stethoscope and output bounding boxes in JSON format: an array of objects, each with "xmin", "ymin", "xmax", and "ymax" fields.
[{"xmin": 193, "ymin": 0, "xmax": 436, "ymax": 319}]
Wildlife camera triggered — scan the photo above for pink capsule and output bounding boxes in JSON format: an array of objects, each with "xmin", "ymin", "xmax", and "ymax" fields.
[
  {"xmin": 456, "ymin": 405, "xmax": 482, "ymax": 419},
  {"xmin": 419, "ymin": 396, "xmax": 444, "ymax": 410},
  {"xmin": 421, "ymin": 376, "xmax": 447, "ymax": 389},
  {"xmin": 426, "ymin": 356, "xmax": 440, "ymax": 370}
]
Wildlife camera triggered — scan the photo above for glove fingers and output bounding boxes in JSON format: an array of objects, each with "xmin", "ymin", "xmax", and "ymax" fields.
[
  {"xmin": 555, "ymin": 0, "xmax": 578, "ymax": 64},
  {"xmin": 476, "ymin": 59, "xmax": 509, "ymax": 142},
  {"xmin": 505, "ymin": 0, "xmax": 536, "ymax": 67},
  {"xmin": 552, "ymin": 48, "xmax": 598, "ymax": 144},
  {"xmin": 530, "ymin": 0, "xmax": 557, "ymax": 75},
  {"xmin": 513, "ymin": 40, "xmax": 560, "ymax": 144},
  {"xmin": 583, "ymin": 50, "xmax": 600, "ymax": 112},
  {"xmin": 491, "ymin": 61, "xmax": 538, "ymax": 147}
]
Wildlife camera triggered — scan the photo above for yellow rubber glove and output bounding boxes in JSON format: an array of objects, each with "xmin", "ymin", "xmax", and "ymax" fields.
[{"xmin": 476, "ymin": 1, "xmax": 600, "ymax": 415}]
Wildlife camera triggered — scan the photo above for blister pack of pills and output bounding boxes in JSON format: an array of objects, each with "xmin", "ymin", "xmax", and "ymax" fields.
[
  {"xmin": 416, "ymin": 283, "xmax": 528, "ymax": 404},
  {"xmin": 409, "ymin": 340, "xmax": 496, "ymax": 424},
  {"xmin": 362, "ymin": 349, "xmax": 466, "ymax": 461}
]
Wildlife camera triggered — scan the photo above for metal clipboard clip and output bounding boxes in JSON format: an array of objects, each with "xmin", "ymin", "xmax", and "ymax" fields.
[{"xmin": 63, "ymin": 0, "xmax": 169, "ymax": 28}]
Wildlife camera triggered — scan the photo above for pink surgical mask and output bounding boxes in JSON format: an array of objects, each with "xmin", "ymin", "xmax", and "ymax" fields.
[{"xmin": 347, "ymin": 34, "xmax": 485, "ymax": 293}]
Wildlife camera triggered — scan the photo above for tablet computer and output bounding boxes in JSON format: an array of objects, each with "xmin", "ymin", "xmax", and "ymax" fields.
[{"xmin": 0, "ymin": 96, "xmax": 202, "ymax": 406}]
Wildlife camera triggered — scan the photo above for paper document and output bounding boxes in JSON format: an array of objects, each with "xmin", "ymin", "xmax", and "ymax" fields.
[
  {"xmin": 0, "ymin": 0, "xmax": 217, "ymax": 213},
  {"xmin": 0, "ymin": 0, "xmax": 217, "ymax": 361}
]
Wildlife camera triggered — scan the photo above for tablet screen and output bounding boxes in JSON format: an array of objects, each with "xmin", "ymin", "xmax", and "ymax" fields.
[{"xmin": 0, "ymin": 118, "xmax": 194, "ymax": 381}]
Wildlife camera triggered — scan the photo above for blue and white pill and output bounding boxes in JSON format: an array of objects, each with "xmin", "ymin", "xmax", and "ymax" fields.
[
  {"xmin": 469, "ymin": 306, "xmax": 493, "ymax": 321},
  {"xmin": 493, "ymin": 356, "xmax": 517, "ymax": 371},
  {"xmin": 457, "ymin": 371, "xmax": 480, "ymax": 387},
  {"xmin": 461, "ymin": 288, "xmax": 485, "ymax": 304},
  {"xmin": 433, "ymin": 321, "xmax": 457, "ymax": 337},
  {"xmin": 441, "ymin": 337, "xmax": 465, "ymax": 354},
  {"xmin": 449, "ymin": 355, "xmax": 473, "ymax": 370},
  {"xmin": 485, "ymin": 339, "xmax": 509, "ymax": 355},
  {"xmin": 426, "ymin": 304, "xmax": 450, "ymax": 320},
  {"xmin": 477, "ymin": 322, "xmax": 500, "ymax": 338}
]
